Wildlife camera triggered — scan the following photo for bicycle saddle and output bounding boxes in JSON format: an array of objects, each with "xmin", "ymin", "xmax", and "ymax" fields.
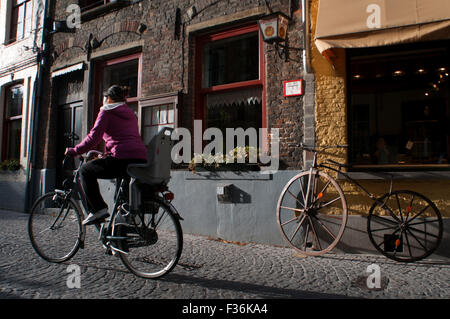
[{"xmin": 127, "ymin": 127, "xmax": 175, "ymax": 185}]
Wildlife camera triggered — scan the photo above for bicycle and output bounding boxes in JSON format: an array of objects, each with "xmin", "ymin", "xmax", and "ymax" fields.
[
  {"xmin": 277, "ymin": 143, "xmax": 443, "ymax": 262},
  {"xmin": 28, "ymin": 128, "xmax": 183, "ymax": 278}
]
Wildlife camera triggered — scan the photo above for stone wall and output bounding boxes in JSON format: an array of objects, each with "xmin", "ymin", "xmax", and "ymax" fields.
[{"xmin": 309, "ymin": 0, "xmax": 450, "ymax": 217}]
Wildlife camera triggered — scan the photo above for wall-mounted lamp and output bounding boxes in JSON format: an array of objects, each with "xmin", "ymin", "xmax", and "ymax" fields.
[
  {"xmin": 138, "ymin": 23, "xmax": 147, "ymax": 34},
  {"xmin": 52, "ymin": 20, "xmax": 74, "ymax": 33},
  {"xmin": 258, "ymin": 12, "xmax": 290, "ymax": 44},
  {"xmin": 186, "ymin": 5, "xmax": 197, "ymax": 21},
  {"xmin": 258, "ymin": 12, "xmax": 291, "ymax": 61},
  {"xmin": 90, "ymin": 37, "xmax": 101, "ymax": 49}
]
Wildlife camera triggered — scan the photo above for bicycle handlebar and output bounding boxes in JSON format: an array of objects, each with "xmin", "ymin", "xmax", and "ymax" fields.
[{"xmin": 289, "ymin": 143, "xmax": 348, "ymax": 152}]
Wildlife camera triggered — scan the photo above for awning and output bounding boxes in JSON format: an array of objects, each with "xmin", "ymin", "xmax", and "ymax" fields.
[
  {"xmin": 51, "ymin": 63, "xmax": 84, "ymax": 78},
  {"xmin": 315, "ymin": 0, "xmax": 450, "ymax": 54}
]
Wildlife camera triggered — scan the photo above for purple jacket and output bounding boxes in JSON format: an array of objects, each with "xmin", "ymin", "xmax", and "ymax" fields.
[{"xmin": 68, "ymin": 103, "xmax": 147, "ymax": 160}]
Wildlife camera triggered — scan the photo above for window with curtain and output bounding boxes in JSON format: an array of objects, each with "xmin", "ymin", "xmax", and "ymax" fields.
[{"xmin": 196, "ymin": 24, "xmax": 264, "ymax": 152}]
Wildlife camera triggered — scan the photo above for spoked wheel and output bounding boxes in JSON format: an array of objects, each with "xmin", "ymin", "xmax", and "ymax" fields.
[
  {"xmin": 28, "ymin": 192, "xmax": 84, "ymax": 263},
  {"xmin": 116, "ymin": 199, "xmax": 183, "ymax": 279},
  {"xmin": 277, "ymin": 170, "xmax": 348, "ymax": 256},
  {"xmin": 367, "ymin": 190, "xmax": 443, "ymax": 262}
]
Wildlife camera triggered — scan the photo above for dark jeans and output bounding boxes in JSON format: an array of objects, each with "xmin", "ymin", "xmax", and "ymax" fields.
[{"xmin": 80, "ymin": 156, "xmax": 146, "ymax": 213}]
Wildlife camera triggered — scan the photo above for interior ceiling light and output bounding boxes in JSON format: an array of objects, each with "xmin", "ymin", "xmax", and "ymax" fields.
[{"xmin": 393, "ymin": 70, "xmax": 405, "ymax": 76}]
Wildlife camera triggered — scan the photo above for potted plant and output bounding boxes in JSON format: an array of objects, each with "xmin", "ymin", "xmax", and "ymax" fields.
[{"xmin": 188, "ymin": 146, "xmax": 262, "ymax": 173}]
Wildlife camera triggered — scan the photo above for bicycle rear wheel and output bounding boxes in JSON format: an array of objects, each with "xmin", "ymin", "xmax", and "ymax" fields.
[
  {"xmin": 28, "ymin": 191, "xmax": 84, "ymax": 263},
  {"xmin": 116, "ymin": 199, "xmax": 183, "ymax": 278},
  {"xmin": 367, "ymin": 190, "xmax": 443, "ymax": 262},
  {"xmin": 277, "ymin": 170, "xmax": 348, "ymax": 256}
]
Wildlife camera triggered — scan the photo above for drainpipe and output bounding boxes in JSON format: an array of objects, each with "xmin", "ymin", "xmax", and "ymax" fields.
[
  {"xmin": 302, "ymin": 0, "xmax": 312, "ymax": 74},
  {"xmin": 25, "ymin": 0, "xmax": 50, "ymax": 212}
]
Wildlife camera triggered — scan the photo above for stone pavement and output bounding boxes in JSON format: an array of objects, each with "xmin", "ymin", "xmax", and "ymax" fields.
[{"xmin": 0, "ymin": 210, "xmax": 449, "ymax": 300}]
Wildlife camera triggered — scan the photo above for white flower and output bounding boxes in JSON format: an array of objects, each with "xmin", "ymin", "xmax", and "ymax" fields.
[{"xmin": 192, "ymin": 153, "xmax": 204, "ymax": 164}]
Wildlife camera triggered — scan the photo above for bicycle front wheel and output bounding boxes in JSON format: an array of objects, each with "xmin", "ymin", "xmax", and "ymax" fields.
[
  {"xmin": 277, "ymin": 170, "xmax": 348, "ymax": 256},
  {"xmin": 116, "ymin": 199, "xmax": 183, "ymax": 279},
  {"xmin": 28, "ymin": 191, "xmax": 84, "ymax": 263},
  {"xmin": 367, "ymin": 190, "xmax": 443, "ymax": 262}
]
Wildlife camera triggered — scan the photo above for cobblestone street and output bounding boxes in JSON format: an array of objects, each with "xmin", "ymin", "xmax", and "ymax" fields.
[{"xmin": 0, "ymin": 211, "xmax": 449, "ymax": 300}]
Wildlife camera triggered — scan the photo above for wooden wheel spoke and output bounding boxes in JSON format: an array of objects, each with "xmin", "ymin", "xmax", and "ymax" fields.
[
  {"xmin": 289, "ymin": 215, "xmax": 307, "ymax": 242},
  {"xmin": 308, "ymin": 216, "xmax": 322, "ymax": 251},
  {"xmin": 395, "ymin": 193, "xmax": 405, "ymax": 223},
  {"xmin": 405, "ymin": 194, "xmax": 415, "ymax": 224},
  {"xmin": 287, "ymin": 189, "xmax": 305, "ymax": 209},
  {"xmin": 318, "ymin": 196, "xmax": 342, "ymax": 209},
  {"xmin": 298, "ymin": 177, "xmax": 307, "ymax": 207},
  {"xmin": 407, "ymin": 205, "xmax": 431, "ymax": 224},
  {"xmin": 406, "ymin": 226, "xmax": 440, "ymax": 239},
  {"xmin": 280, "ymin": 206, "xmax": 304, "ymax": 213},
  {"xmin": 303, "ymin": 222, "xmax": 310, "ymax": 251},
  {"xmin": 407, "ymin": 219, "xmax": 439, "ymax": 227},
  {"xmin": 312, "ymin": 215, "xmax": 336, "ymax": 240},
  {"xmin": 405, "ymin": 227, "xmax": 428, "ymax": 251},
  {"xmin": 404, "ymin": 230, "xmax": 414, "ymax": 259},
  {"xmin": 370, "ymin": 225, "xmax": 398, "ymax": 232},
  {"xmin": 281, "ymin": 216, "xmax": 301, "ymax": 227}
]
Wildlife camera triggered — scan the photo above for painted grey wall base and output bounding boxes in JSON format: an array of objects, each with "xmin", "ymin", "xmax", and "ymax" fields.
[
  {"xmin": 95, "ymin": 170, "xmax": 450, "ymax": 260},
  {"xmin": 0, "ymin": 170, "xmax": 27, "ymax": 212}
]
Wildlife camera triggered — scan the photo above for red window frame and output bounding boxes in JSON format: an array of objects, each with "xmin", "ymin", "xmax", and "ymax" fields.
[
  {"xmin": 2, "ymin": 83, "xmax": 23, "ymax": 161},
  {"xmin": 195, "ymin": 23, "xmax": 266, "ymax": 131},
  {"xmin": 79, "ymin": 0, "xmax": 111, "ymax": 11},
  {"xmin": 9, "ymin": 0, "xmax": 32, "ymax": 44},
  {"xmin": 94, "ymin": 52, "xmax": 142, "ymax": 116}
]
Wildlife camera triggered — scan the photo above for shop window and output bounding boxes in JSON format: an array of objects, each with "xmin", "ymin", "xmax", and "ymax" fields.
[
  {"xmin": 8, "ymin": 0, "xmax": 32, "ymax": 44},
  {"xmin": 348, "ymin": 41, "xmax": 450, "ymax": 169},
  {"xmin": 2, "ymin": 84, "xmax": 23, "ymax": 160},
  {"xmin": 196, "ymin": 23, "xmax": 265, "ymax": 151}
]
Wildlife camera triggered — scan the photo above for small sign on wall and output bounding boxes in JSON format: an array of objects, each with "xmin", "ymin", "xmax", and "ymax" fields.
[{"xmin": 284, "ymin": 79, "xmax": 303, "ymax": 97}]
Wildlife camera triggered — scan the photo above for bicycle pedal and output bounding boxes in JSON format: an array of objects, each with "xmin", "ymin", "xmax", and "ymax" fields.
[{"xmin": 109, "ymin": 244, "xmax": 128, "ymax": 255}]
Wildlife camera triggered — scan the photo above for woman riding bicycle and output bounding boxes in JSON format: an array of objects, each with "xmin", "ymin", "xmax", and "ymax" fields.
[{"xmin": 65, "ymin": 85, "xmax": 147, "ymax": 225}]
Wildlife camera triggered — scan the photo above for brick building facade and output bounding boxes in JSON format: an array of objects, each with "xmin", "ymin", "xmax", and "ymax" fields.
[
  {"xmin": 25, "ymin": 0, "xmax": 309, "ymax": 245},
  {"xmin": 34, "ymin": 0, "xmax": 306, "ymax": 180}
]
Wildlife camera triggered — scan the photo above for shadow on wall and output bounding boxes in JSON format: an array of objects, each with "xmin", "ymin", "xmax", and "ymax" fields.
[{"xmin": 0, "ymin": 180, "xmax": 27, "ymax": 212}]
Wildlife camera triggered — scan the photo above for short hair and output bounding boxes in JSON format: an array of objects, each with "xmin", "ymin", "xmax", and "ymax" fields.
[{"xmin": 103, "ymin": 85, "xmax": 125, "ymax": 102}]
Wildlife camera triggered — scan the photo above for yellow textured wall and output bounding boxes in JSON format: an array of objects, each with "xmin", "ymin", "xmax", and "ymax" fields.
[{"xmin": 309, "ymin": 0, "xmax": 450, "ymax": 217}]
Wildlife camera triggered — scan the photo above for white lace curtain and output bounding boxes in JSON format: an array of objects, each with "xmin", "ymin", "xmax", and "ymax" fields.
[{"xmin": 206, "ymin": 87, "xmax": 262, "ymax": 108}]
